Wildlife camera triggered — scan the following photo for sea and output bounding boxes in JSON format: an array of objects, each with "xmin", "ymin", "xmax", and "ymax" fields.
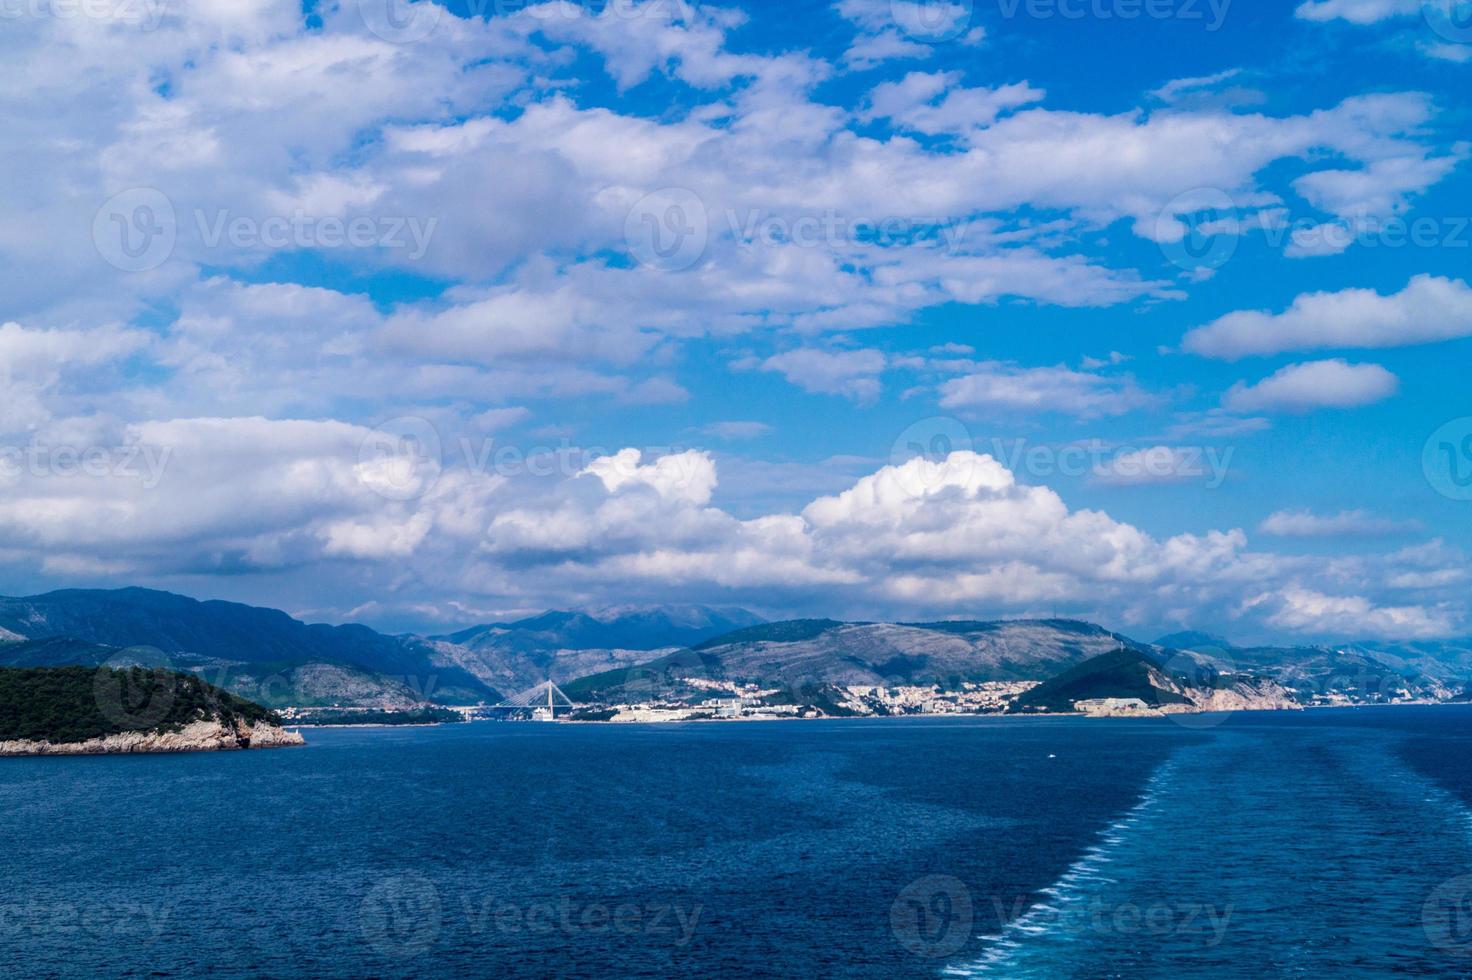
[{"xmin": 5, "ymin": 707, "xmax": 1472, "ymax": 978}]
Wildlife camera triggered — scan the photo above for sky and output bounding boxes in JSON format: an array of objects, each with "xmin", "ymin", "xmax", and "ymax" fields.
[{"xmin": 1, "ymin": 0, "xmax": 1470, "ymax": 642}]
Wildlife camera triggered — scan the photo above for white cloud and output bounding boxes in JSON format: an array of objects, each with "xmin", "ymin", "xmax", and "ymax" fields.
[
  {"xmin": 1294, "ymin": 0, "xmax": 1420, "ymax": 23},
  {"xmin": 939, "ymin": 362, "xmax": 1155, "ymax": 418},
  {"xmin": 761, "ymin": 348, "xmax": 887, "ymax": 402},
  {"xmin": 1251, "ymin": 587, "xmax": 1453, "ymax": 639},
  {"xmin": 702, "ymin": 421, "xmax": 772, "ymax": 440},
  {"xmin": 1185, "ymin": 276, "xmax": 1472, "ymax": 358},
  {"xmin": 1260, "ymin": 508, "xmax": 1419, "ymax": 537},
  {"xmin": 0, "ymin": 424, "xmax": 1454, "ymax": 639},
  {"xmin": 1092, "ymin": 446, "xmax": 1230, "ymax": 486},
  {"xmin": 1223, "ymin": 360, "xmax": 1398, "ymax": 413},
  {"xmin": 837, "ymin": 0, "xmax": 984, "ymax": 69},
  {"xmin": 862, "ymin": 72, "xmax": 1044, "ymax": 137},
  {"xmin": 581, "ymin": 448, "xmax": 717, "ymax": 505}
]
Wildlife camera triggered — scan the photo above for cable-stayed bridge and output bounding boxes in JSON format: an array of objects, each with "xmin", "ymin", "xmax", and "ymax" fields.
[{"xmin": 491, "ymin": 680, "xmax": 575, "ymax": 721}]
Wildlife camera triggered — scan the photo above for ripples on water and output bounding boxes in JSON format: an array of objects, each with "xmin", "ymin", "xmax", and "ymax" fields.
[{"xmin": 4, "ymin": 709, "xmax": 1472, "ymax": 978}]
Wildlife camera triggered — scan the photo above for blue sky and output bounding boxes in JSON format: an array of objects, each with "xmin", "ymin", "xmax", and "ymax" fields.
[{"xmin": 0, "ymin": 0, "xmax": 1469, "ymax": 642}]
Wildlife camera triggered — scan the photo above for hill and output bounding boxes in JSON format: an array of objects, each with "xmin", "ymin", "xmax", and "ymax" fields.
[
  {"xmin": 0, "ymin": 589, "xmax": 499, "ymax": 708},
  {"xmin": 428, "ymin": 605, "xmax": 764, "ymax": 696},
  {"xmin": 0, "ymin": 666, "xmax": 304, "ymax": 753},
  {"xmin": 565, "ymin": 618, "xmax": 1150, "ymax": 703},
  {"xmin": 1012, "ymin": 648, "xmax": 1297, "ymax": 714}
]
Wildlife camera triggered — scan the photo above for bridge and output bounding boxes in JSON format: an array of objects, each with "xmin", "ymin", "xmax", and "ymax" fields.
[{"xmin": 491, "ymin": 680, "xmax": 575, "ymax": 721}]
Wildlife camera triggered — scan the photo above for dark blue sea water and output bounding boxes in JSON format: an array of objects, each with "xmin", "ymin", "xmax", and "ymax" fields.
[{"xmin": 5, "ymin": 709, "xmax": 1472, "ymax": 977}]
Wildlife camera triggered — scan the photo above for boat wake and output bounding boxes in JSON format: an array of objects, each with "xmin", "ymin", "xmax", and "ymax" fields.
[{"xmin": 942, "ymin": 757, "xmax": 1179, "ymax": 977}]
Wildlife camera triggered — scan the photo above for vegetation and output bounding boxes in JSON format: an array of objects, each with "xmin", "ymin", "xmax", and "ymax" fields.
[
  {"xmin": 0, "ymin": 666, "xmax": 278, "ymax": 744},
  {"xmin": 691, "ymin": 619, "xmax": 844, "ymax": 650},
  {"xmin": 1011, "ymin": 649, "xmax": 1194, "ymax": 713},
  {"xmin": 289, "ymin": 707, "xmax": 463, "ymax": 726}
]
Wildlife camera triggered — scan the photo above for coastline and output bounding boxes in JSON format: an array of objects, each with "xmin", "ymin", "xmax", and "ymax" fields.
[{"xmin": 0, "ymin": 718, "xmax": 306, "ymax": 757}]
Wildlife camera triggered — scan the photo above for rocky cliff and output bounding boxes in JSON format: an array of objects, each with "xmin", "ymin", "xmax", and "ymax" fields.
[{"xmin": 0, "ymin": 716, "xmax": 304, "ymax": 756}]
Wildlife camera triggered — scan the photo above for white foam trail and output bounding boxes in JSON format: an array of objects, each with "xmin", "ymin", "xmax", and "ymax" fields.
[{"xmin": 942, "ymin": 760, "xmax": 1177, "ymax": 977}]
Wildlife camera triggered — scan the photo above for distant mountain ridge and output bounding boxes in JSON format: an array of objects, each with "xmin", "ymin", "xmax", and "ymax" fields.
[
  {"xmin": 566, "ymin": 618, "xmax": 1155, "ymax": 702},
  {"xmin": 0, "ymin": 589, "xmax": 764, "ymax": 708},
  {"xmin": 0, "ymin": 588, "xmax": 496, "ymax": 707},
  {"xmin": 431, "ymin": 604, "xmax": 765, "ymax": 695},
  {"xmin": 2, "ymin": 588, "xmax": 1469, "ymax": 712}
]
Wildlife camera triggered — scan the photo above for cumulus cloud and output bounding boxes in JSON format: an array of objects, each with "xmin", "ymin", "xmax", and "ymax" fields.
[
  {"xmin": 0, "ymin": 427, "xmax": 1455, "ymax": 640},
  {"xmin": 581, "ymin": 448, "xmax": 717, "ymax": 505},
  {"xmin": 1222, "ymin": 360, "xmax": 1398, "ymax": 413},
  {"xmin": 1184, "ymin": 276, "xmax": 1472, "ymax": 359},
  {"xmin": 0, "ymin": 0, "xmax": 1464, "ymax": 641}
]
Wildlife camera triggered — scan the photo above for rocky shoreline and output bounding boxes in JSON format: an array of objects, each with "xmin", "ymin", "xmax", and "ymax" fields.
[{"xmin": 0, "ymin": 718, "xmax": 305, "ymax": 756}]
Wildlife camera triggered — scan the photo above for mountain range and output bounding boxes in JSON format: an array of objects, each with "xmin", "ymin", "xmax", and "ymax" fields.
[
  {"xmin": 0, "ymin": 589, "xmax": 763, "ymax": 708},
  {"xmin": 0, "ymin": 587, "xmax": 1467, "ymax": 712}
]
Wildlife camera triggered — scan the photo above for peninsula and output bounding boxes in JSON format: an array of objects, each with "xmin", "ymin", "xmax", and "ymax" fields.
[{"xmin": 0, "ymin": 666, "xmax": 304, "ymax": 756}]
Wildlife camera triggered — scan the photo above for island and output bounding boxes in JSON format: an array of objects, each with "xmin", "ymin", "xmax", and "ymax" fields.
[{"xmin": 0, "ymin": 666, "xmax": 305, "ymax": 755}]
